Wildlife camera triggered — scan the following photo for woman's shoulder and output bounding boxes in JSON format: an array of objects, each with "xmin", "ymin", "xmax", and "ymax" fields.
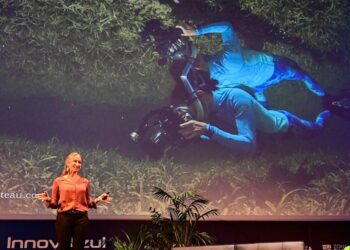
[
  {"xmin": 51, "ymin": 176, "xmax": 65, "ymax": 186},
  {"xmin": 54, "ymin": 176, "xmax": 65, "ymax": 181},
  {"xmin": 79, "ymin": 177, "xmax": 90, "ymax": 184},
  {"xmin": 54, "ymin": 176, "xmax": 71, "ymax": 184}
]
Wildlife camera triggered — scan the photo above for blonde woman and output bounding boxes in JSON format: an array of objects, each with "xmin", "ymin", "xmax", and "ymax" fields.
[{"xmin": 36, "ymin": 152, "xmax": 111, "ymax": 250}]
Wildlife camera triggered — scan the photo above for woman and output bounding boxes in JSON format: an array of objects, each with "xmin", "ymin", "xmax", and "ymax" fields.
[{"xmin": 36, "ymin": 152, "xmax": 112, "ymax": 250}]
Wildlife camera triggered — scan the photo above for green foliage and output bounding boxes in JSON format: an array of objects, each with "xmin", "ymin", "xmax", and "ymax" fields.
[
  {"xmin": 112, "ymin": 239, "xmax": 136, "ymax": 250},
  {"xmin": 111, "ymin": 226, "xmax": 151, "ymax": 250},
  {"xmin": 147, "ymin": 187, "xmax": 218, "ymax": 249},
  {"xmin": 264, "ymin": 188, "xmax": 305, "ymax": 214},
  {"xmin": 0, "ymin": 0, "xmax": 175, "ymax": 105},
  {"xmin": 239, "ymin": 0, "xmax": 350, "ymax": 52},
  {"xmin": 110, "ymin": 187, "xmax": 218, "ymax": 249},
  {"xmin": 189, "ymin": 0, "xmax": 350, "ymax": 55},
  {"xmin": 1, "ymin": 133, "xmax": 350, "ymax": 218},
  {"xmin": 1, "ymin": 0, "xmax": 349, "ymax": 106}
]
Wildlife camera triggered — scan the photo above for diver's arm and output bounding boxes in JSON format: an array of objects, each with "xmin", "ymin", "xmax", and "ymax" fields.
[
  {"xmin": 203, "ymin": 123, "xmax": 256, "ymax": 154},
  {"xmin": 178, "ymin": 22, "xmax": 241, "ymax": 50},
  {"xmin": 197, "ymin": 89, "xmax": 257, "ymax": 154},
  {"xmin": 179, "ymin": 120, "xmax": 256, "ymax": 154},
  {"xmin": 195, "ymin": 22, "xmax": 241, "ymax": 49}
]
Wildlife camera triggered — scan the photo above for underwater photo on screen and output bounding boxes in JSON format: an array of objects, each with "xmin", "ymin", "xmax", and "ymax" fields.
[{"xmin": 0, "ymin": 0, "xmax": 349, "ymax": 219}]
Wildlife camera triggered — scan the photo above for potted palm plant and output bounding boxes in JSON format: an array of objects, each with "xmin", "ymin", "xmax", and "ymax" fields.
[
  {"xmin": 112, "ymin": 187, "xmax": 218, "ymax": 249},
  {"xmin": 148, "ymin": 187, "xmax": 219, "ymax": 249}
]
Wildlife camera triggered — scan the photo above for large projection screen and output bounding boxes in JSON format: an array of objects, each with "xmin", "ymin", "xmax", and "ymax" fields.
[{"xmin": 0, "ymin": 0, "xmax": 349, "ymax": 220}]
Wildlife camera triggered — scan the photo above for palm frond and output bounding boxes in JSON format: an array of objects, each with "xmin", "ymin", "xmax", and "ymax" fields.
[
  {"xmin": 191, "ymin": 231, "xmax": 215, "ymax": 246},
  {"xmin": 198, "ymin": 209, "xmax": 219, "ymax": 220},
  {"xmin": 153, "ymin": 186, "xmax": 173, "ymax": 202}
]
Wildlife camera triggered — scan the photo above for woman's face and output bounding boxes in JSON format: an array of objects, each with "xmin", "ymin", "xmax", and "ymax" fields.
[{"xmin": 66, "ymin": 154, "xmax": 83, "ymax": 174}]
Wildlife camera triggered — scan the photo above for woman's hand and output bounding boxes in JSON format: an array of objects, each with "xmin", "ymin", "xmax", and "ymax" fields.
[
  {"xmin": 176, "ymin": 25, "xmax": 196, "ymax": 37},
  {"xmin": 95, "ymin": 193, "xmax": 112, "ymax": 204},
  {"xmin": 36, "ymin": 191, "xmax": 51, "ymax": 202},
  {"xmin": 179, "ymin": 120, "xmax": 207, "ymax": 139}
]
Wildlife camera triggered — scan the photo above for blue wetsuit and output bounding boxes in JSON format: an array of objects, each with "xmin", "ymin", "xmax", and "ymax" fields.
[
  {"xmin": 195, "ymin": 22, "xmax": 325, "ymax": 104},
  {"xmin": 201, "ymin": 88, "xmax": 329, "ymax": 154}
]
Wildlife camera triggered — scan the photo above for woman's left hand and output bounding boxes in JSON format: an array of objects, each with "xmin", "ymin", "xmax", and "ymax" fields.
[{"xmin": 95, "ymin": 193, "xmax": 112, "ymax": 204}]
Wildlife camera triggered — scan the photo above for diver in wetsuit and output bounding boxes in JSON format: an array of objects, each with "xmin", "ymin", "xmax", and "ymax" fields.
[{"xmin": 177, "ymin": 22, "xmax": 325, "ymax": 107}]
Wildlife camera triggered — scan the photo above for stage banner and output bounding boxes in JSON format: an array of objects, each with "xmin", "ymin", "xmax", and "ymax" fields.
[
  {"xmin": 1, "ymin": 220, "xmax": 349, "ymax": 250},
  {"xmin": 0, "ymin": 220, "xmax": 113, "ymax": 250}
]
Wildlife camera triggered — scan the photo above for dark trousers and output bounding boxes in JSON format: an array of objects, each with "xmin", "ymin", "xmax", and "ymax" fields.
[{"xmin": 56, "ymin": 212, "xmax": 89, "ymax": 250}]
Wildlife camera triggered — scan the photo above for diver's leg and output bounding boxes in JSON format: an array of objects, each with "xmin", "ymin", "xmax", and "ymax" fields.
[
  {"xmin": 279, "ymin": 110, "xmax": 330, "ymax": 137},
  {"xmin": 265, "ymin": 56, "xmax": 325, "ymax": 96},
  {"xmin": 254, "ymin": 89, "xmax": 268, "ymax": 108},
  {"xmin": 302, "ymin": 74, "xmax": 325, "ymax": 97}
]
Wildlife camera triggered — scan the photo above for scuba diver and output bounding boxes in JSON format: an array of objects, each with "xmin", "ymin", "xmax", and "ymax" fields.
[
  {"xmin": 132, "ymin": 19, "xmax": 350, "ymax": 158},
  {"xmin": 176, "ymin": 22, "xmax": 325, "ymax": 107},
  {"xmin": 178, "ymin": 86, "xmax": 330, "ymax": 154}
]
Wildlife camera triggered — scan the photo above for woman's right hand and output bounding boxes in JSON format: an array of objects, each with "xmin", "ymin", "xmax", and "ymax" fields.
[{"xmin": 36, "ymin": 191, "xmax": 51, "ymax": 201}]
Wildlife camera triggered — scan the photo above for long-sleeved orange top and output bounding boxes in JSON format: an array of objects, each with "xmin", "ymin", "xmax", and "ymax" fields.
[{"xmin": 46, "ymin": 176, "xmax": 96, "ymax": 213}]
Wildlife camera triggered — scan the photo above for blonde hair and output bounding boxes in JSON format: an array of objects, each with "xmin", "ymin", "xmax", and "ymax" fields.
[{"xmin": 60, "ymin": 152, "xmax": 83, "ymax": 176}]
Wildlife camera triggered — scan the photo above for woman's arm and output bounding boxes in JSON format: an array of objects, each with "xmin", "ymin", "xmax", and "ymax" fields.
[
  {"xmin": 93, "ymin": 193, "xmax": 112, "ymax": 204},
  {"xmin": 36, "ymin": 179, "xmax": 60, "ymax": 209},
  {"xmin": 86, "ymin": 181, "xmax": 112, "ymax": 208},
  {"xmin": 46, "ymin": 179, "xmax": 60, "ymax": 208}
]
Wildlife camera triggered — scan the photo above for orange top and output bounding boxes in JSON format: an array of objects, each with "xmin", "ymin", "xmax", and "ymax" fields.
[{"xmin": 46, "ymin": 176, "xmax": 96, "ymax": 213}]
